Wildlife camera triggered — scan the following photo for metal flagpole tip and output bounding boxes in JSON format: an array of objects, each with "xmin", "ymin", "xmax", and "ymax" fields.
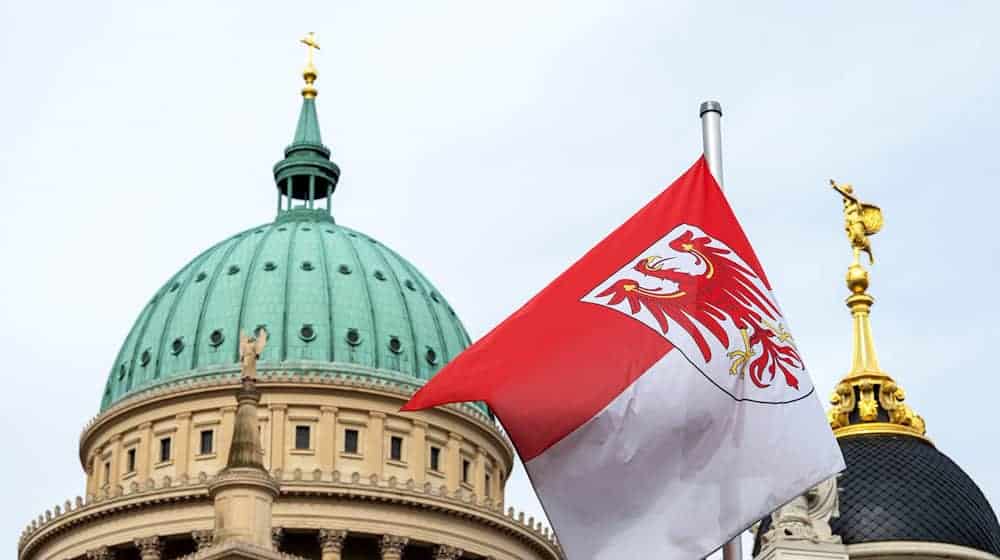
[{"xmin": 699, "ymin": 100, "xmax": 722, "ymax": 117}]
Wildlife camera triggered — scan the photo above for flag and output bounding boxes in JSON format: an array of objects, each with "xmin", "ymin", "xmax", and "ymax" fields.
[{"xmin": 403, "ymin": 157, "xmax": 845, "ymax": 559}]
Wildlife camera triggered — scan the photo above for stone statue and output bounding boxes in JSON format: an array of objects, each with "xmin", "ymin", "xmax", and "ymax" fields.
[
  {"xmin": 831, "ymin": 180, "xmax": 883, "ymax": 265},
  {"xmin": 239, "ymin": 329, "xmax": 267, "ymax": 381}
]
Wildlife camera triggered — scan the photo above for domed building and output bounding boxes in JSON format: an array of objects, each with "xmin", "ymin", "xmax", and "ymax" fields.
[
  {"xmin": 752, "ymin": 194, "xmax": 1000, "ymax": 560},
  {"xmin": 16, "ymin": 37, "xmax": 562, "ymax": 560}
]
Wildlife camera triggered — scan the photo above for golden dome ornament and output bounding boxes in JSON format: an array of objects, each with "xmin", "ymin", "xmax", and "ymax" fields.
[{"xmin": 826, "ymin": 180, "xmax": 928, "ymax": 441}]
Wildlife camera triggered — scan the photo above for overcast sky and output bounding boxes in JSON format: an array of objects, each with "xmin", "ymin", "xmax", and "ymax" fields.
[{"xmin": 2, "ymin": 2, "xmax": 999, "ymax": 557}]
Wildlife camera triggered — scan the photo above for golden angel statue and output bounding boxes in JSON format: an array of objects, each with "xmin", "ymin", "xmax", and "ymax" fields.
[
  {"xmin": 831, "ymin": 180, "xmax": 883, "ymax": 264},
  {"xmin": 239, "ymin": 328, "xmax": 268, "ymax": 381}
]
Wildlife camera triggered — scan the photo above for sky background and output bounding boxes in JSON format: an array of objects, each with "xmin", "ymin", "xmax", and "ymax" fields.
[{"xmin": 2, "ymin": 2, "xmax": 999, "ymax": 558}]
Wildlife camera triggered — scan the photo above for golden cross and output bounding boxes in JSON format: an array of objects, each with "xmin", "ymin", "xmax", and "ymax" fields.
[{"xmin": 301, "ymin": 32, "xmax": 321, "ymax": 67}]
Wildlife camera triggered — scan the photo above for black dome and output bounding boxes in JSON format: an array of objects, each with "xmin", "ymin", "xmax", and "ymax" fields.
[{"xmin": 754, "ymin": 434, "xmax": 1000, "ymax": 556}]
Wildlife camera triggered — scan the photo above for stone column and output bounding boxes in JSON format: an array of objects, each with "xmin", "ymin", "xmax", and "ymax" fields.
[
  {"xmin": 270, "ymin": 404, "xmax": 287, "ymax": 472},
  {"xmin": 319, "ymin": 406, "xmax": 337, "ymax": 468},
  {"xmin": 134, "ymin": 536, "xmax": 162, "ymax": 560},
  {"xmin": 137, "ymin": 422, "xmax": 153, "ymax": 481},
  {"xmin": 86, "ymin": 546, "xmax": 112, "ymax": 560},
  {"xmin": 175, "ymin": 412, "xmax": 192, "ymax": 478},
  {"xmin": 434, "ymin": 544, "xmax": 463, "ymax": 560},
  {"xmin": 367, "ymin": 411, "xmax": 386, "ymax": 477},
  {"xmin": 411, "ymin": 420, "xmax": 427, "ymax": 483},
  {"xmin": 85, "ymin": 459, "xmax": 96, "ymax": 498},
  {"xmin": 219, "ymin": 406, "xmax": 237, "ymax": 466},
  {"xmin": 318, "ymin": 529, "xmax": 347, "ymax": 560},
  {"xmin": 191, "ymin": 530, "xmax": 214, "ymax": 550},
  {"xmin": 445, "ymin": 432, "xmax": 462, "ymax": 491},
  {"xmin": 379, "ymin": 535, "xmax": 408, "ymax": 560},
  {"xmin": 108, "ymin": 434, "xmax": 122, "ymax": 490},
  {"xmin": 473, "ymin": 446, "xmax": 487, "ymax": 498},
  {"xmin": 271, "ymin": 528, "xmax": 284, "ymax": 551}
]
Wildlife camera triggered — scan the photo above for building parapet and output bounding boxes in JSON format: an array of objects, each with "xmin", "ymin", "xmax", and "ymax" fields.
[{"xmin": 19, "ymin": 467, "xmax": 560, "ymax": 559}]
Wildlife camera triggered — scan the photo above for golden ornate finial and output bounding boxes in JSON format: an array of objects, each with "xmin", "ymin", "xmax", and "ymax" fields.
[
  {"xmin": 825, "ymin": 181, "xmax": 927, "ymax": 441},
  {"xmin": 300, "ymin": 32, "xmax": 321, "ymax": 99}
]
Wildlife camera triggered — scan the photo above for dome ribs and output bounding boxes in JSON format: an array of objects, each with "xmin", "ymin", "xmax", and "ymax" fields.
[
  {"xmin": 396, "ymin": 255, "xmax": 450, "ymax": 376},
  {"xmin": 341, "ymin": 228, "xmax": 380, "ymax": 369},
  {"xmin": 280, "ymin": 221, "xmax": 302, "ymax": 362},
  {"xmin": 154, "ymin": 241, "xmax": 223, "ymax": 381},
  {"xmin": 99, "ymin": 219, "xmax": 480, "ymax": 413},
  {"xmin": 313, "ymin": 223, "xmax": 336, "ymax": 363},
  {"xmin": 191, "ymin": 234, "xmax": 248, "ymax": 370},
  {"xmin": 234, "ymin": 225, "xmax": 277, "ymax": 364},
  {"xmin": 368, "ymin": 240, "xmax": 421, "ymax": 377}
]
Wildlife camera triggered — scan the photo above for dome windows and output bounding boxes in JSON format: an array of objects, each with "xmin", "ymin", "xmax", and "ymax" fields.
[
  {"xmin": 404, "ymin": 279, "xmax": 416, "ymax": 291},
  {"xmin": 195, "ymin": 272, "xmax": 207, "ymax": 283},
  {"xmin": 373, "ymin": 270, "xmax": 386, "ymax": 281},
  {"xmin": 227, "ymin": 265, "xmax": 240, "ymax": 275},
  {"xmin": 388, "ymin": 336, "xmax": 403, "ymax": 354},
  {"xmin": 263, "ymin": 261, "xmax": 277, "ymax": 272},
  {"xmin": 345, "ymin": 328, "xmax": 361, "ymax": 346},
  {"xmin": 171, "ymin": 337, "xmax": 184, "ymax": 356},
  {"xmin": 299, "ymin": 324, "xmax": 317, "ymax": 342},
  {"xmin": 301, "ymin": 227, "xmax": 312, "ymax": 232},
  {"xmin": 301, "ymin": 261, "xmax": 315, "ymax": 271},
  {"xmin": 430, "ymin": 292, "xmax": 441, "ymax": 303},
  {"xmin": 169, "ymin": 282, "xmax": 180, "ymax": 293},
  {"xmin": 118, "ymin": 364, "xmax": 127, "ymax": 379},
  {"xmin": 338, "ymin": 264, "xmax": 352, "ymax": 275},
  {"xmin": 140, "ymin": 349, "xmax": 152, "ymax": 367},
  {"xmin": 209, "ymin": 329, "xmax": 225, "ymax": 347},
  {"xmin": 425, "ymin": 347, "xmax": 438, "ymax": 365}
]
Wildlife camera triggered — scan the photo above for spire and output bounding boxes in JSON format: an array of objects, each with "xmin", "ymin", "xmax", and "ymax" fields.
[
  {"xmin": 826, "ymin": 181, "xmax": 927, "ymax": 441},
  {"xmin": 273, "ymin": 32, "xmax": 340, "ymax": 218}
]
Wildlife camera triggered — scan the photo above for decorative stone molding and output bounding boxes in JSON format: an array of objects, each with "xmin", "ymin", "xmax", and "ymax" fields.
[
  {"xmin": 433, "ymin": 544, "xmax": 463, "ymax": 560},
  {"xmin": 134, "ymin": 536, "xmax": 162, "ymax": 560},
  {"xmin": 80, "ymin": 370, "xmax": 501, "ymax": 459},
  {"xmin": 379, "ymin": 534, "xmax": 409, "ymax": 559},
  {"xmin": 760, "ymin": 477, "xmax": 841, "ymax": 548},
  {"xmin": 192, "ymin": 529, "xmax": 214, "ymax": 550},
  {"xmin": 317, "ymin": 529, "xmax": 347, "ymax": 553},
  {"xmin": 86, "ymin": 546, "xmax": 112, "ymax": 560},
  {"xmin": 19, "ymin": 467, "xmax": 562, "ymax": 560}
]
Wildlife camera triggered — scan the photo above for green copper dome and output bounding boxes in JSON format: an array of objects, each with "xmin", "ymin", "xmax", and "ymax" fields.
[{"xmin": 99, "ymin": 71, "xmax": 472, "ymax": 412}]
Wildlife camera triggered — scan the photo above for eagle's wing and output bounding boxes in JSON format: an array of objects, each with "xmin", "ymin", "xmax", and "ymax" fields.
[{"xmin": 254, "ymin": 329, "xmax": 268, "ymax": 355}]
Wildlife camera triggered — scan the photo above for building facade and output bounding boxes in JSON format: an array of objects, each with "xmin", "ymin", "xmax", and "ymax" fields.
[{"xmin": 16, "ymin": 40, "xmax": 562, "ymax": 560}]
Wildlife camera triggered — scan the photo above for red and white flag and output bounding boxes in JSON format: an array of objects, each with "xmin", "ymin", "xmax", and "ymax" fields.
[{"xmin": 403, "ymin": 157, "xmax": 844, "ymax": 559}]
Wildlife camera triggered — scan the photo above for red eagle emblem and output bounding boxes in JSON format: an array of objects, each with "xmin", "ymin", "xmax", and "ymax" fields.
[{"xmin": 594, "ymin": 229, "xmax": 803, "ymax": 390}]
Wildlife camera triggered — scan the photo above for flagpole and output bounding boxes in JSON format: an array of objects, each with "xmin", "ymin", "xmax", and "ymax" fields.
[
  {"xmin": 700, "ymin": 100, "xmax": 724, "ymax": 187},
  {"xmin": 700, "ymin": 99, "xmax": 742, "ymax": 560}
]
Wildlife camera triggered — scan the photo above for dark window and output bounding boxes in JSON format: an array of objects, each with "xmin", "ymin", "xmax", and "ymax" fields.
[
  {"xmin": 429, "ymin": 446, "xmax": 441, "ymax": 471},
  {"xmin": 126, "ymin": 448, "xmax": 136, "ymax": 473},
  {"xmin": 103, "ymin": 461, "xmax": 110, "ymax": 484},
  {"xmin": 200, "ymin": 430, "xmax": 214, "ymax": 455},
  {"xmin": 485, "ymin": 474, "xmax": 491, "ymax": 497},
  {"xmin": 159, "ymin": 437, "xmax": 172, "ymax": 462},
  {"xmin": 295, "ymin": 426, "xmax": 311, "ymax": 450},
  {"xmin": 344, "ymin": 429, "xmax": 359, "ymax": 454},
  {"xmin": 390, "ymin": 436, "xmax": 403, "ymax": 461},
  {"xmin": 462, "ymin": 459, "xmax": 471, "ymax": 483}
]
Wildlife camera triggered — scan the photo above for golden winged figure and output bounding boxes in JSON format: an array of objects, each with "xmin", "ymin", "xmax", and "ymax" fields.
[
  {"xmin": 239, "ymin": 328, "xmax": 268, "ymax": 381},
  {"xmin": 831, "ymin": 180, "xmax": 882, "ymax": 264}
]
